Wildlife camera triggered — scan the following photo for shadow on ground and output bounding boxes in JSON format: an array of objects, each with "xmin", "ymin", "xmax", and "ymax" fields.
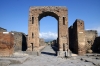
[{"xmin": 41, "ymin": 52, "xmax": 56, "ymax": 56}]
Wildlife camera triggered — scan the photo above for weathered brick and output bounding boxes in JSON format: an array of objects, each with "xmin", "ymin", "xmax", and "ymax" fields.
[{"xmin": 0, "ymin": 32, "xmax": 14, "ymax": 56}]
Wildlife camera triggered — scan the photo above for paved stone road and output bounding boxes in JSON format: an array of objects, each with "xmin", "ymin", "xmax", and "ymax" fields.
[{"xmin": 9, "ymin": 45, "xmax": 99, "ymax": 66}]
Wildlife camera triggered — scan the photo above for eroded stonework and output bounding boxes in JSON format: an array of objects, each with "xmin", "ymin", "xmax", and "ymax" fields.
[
  {"xmin": 39, "ymin": 38, "xmax": 45, "ymax": 46},
  {"xmin": 0, "ymin": 32, "xmax": 14, "ymax": 56},
  {"xmin": 69, "ymin": 19, "xmax": 86, "ymax": 55},
  {"xmin": 11, "ymin": 31, "xmax": 27, "ymax": 51},
  {"xmin": 85, "ymin": 30, "xmax": 98, "ymax": 53},
  {"xmin": 28, "ymin": 6, "xmax": 69, "ymax": 56}
]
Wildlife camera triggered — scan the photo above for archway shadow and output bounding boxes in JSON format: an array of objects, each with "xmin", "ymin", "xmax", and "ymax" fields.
[
  {"xmin": 41, "ymin": 52, "xmax": 56, "ymax": 56},
  {"xmin": 41, "ymin": 45, "xmax": 57, "ymax": 56}
]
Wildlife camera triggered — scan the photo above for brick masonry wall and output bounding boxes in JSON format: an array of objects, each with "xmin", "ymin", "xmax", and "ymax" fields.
[
  {"xmin": 0, "ymin": 32, "xmax": 14, "ymax": 56},
  {"xmin": 11, "ymin": 31, "xmax": 27, "ymax": 51},
  {"xmin": 85, "ymin": 30, "xmax": 98, "ymax": 53},
  {"xmin": 69, "ymin": 19, "xmax": 86, "ymax": 55}
]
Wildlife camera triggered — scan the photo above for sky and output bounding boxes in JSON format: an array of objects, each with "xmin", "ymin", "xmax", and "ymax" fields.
[{"xmin": 0, "ymin": 0, "xmax": 100, "ymax": 41}]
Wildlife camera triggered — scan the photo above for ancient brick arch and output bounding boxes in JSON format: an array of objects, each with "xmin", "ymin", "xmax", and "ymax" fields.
[
  {"xmin": 28, "ymin": 6, "xmax": 69, "ymax": 56},
  {"xmin": 38, "ymin": 12, "xmax": 59, "ymax": 21}
]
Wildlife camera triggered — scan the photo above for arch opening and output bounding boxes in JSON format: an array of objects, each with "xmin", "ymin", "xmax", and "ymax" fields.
[
  {"xmin": 39, "ymin": 13, "xmax": 58, "ymax": 56},
  {"xmin": 38, "ymin": 12, "xmax": 59, "ymax": 21},
  {"xmin": 39, "ymin": 16, "xmax": 58, "ymax": 42},
  {"xmin": 38, "ymin": 12, "xmax": 59, "ymax": 43}
]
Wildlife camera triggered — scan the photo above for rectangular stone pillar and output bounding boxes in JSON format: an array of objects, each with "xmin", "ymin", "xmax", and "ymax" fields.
[
  {"xmin": 27, "ymin": 12, "xmax": 39, "ymax": 52},
  {"xmin": 57, "ymin": 15, "xmax": 71, "ymax": 57},
  {"xmin": 73, "ymin": 19, "xmax": 86, "ymax": 55}
]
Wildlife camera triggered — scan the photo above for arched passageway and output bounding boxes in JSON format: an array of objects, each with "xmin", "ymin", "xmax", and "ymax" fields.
[{"xmin": 28, "ymin": 6, "xmax": 69, "ymax": 57}]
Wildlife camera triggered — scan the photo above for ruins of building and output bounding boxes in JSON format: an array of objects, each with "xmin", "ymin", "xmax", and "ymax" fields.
[
  {"xmin": 11, "ymin": 31, "xmax": 27, "ymax": 51},
  {"xmin": 69, "ymin": 20, "xmax": 100, "ymax": 55},
  {"xmin": 0, "ymin": 6, "xmax": 100, "ymax": 57},
  {"xmin": 27, "ymin": 6, "xmax": 100, "ymax": 56},
  {"xmin": 0, "ymin": 32, "xmax": 14, "ymax": 56},
  {"xmin": 27, "ymin": 6, "xmax": 70, "ymax": 57},
  {"xmin": 0, "ymin": 27, "xmax": 7, "ymax": 32},
  {"xmin": 69, "ymin": 19, "xmax": 86, "ymax": 55},
  {"xmin": 85, "ymin": 30, "xmax": 98, "ymax": 53},
  {"xmin": 39, "ymin": 38, "xmax": 45, "ymax": 46}
]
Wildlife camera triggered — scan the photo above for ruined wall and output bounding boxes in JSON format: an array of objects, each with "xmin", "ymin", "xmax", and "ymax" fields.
[
  {"xmin": 69, "ymin": 19, "xmax": 86, "ymax": 55},
  {"xmin": 0, "ymin": 27, "xmax": 7, "ymax": 32},
  {"xmin": 69, "ymin": 24, "xmax": 100, "ymax": 54},
  {"xmin": 69, "ymin": 26, "xmax": 74, "ymax": 52},
  {"xmin": 91, "ymin": 36, "xmax": 100, "ymax": 53},
  {"xmin": 53, "ymin": 40, "xmax": 58, "ymax": 47},
  {"xmin": 85, "ymin": 30, "xmax": 98, "ymax": 53},
  {"xmin": 39, "ymin": 38, "xmax": 45, "ymax": 46},
  {"xmin": 0, "ymin": 32, "xmax": 14, "ymax": 56},
  {"xmin": 11, "ymin": 31, "xmax": 27, "ymax": 51}
]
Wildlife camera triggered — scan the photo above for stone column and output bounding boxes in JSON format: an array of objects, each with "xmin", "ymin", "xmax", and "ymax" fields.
[
  {"xmin": 27, "ymin": 15, "xmax": 39, "ymax": 52},
  {"xmin": 57, "ymin": 16, "xmax": 71, "ymax": 57},
  {"xmin": 33, "ymin": 16, "xmax": 39, "ymax": 51},
  {"xmin": 73, "ymin": 19, "xmax": 86, "ymax": 55}
]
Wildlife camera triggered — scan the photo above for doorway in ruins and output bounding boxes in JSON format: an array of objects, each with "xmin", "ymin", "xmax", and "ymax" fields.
[{"xmin": 39, "ymin": 13, "xmax": 58, "ymax": 56}]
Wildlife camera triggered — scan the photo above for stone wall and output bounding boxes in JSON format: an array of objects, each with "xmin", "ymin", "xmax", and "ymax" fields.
[
  {"xmin": 11, "ymin": 31, "xmax": 27, "ymax": 51},
  {"xmin": 0, "ymin": 27, "xmax": 7, "ymax": 32},
  {"xmin": 69, "ymin": 26, "xmax": 74, "ymax": 52},
  {"xmin": 92, "ymin": 36, "xmax": 100, "ymax": 53},
  {"xmin": 0, "ymin": 32, "xmax": 14, "ymax": 56},
  {"xmin": 39, "ymin": 38, "xmax": 45, "ymax": 46},
  {"xmin": 85, "ymin": 30, "xmax": 98, "ymax": 53},
  {"xmin": 69, "ymin": 19, "xmax": 86, "ymax": 55}
]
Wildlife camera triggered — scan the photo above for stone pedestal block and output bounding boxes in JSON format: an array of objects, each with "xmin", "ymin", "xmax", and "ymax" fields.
[{"xmin": 57, "ymin": 50, "xmax": 71, "ymax": 57}]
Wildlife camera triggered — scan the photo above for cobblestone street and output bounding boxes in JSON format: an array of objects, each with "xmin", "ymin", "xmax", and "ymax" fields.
[{"xmin": 8, "ymin": 45, "xmax": 100, "ymax": 66}]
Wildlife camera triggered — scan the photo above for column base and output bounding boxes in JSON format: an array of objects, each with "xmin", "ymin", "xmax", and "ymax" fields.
[
  {"xmin": 25, "ymin": 51, "xmax": 41, "ymax": 56},
  {"xmin": 57, "ymin": 50, "xmax": 72, "ymax": 57}
]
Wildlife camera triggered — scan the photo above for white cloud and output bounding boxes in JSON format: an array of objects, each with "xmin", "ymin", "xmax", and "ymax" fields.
[
  {"xmin": 39, "ymin": 32, "xmax": 57, "ymax": 41},
  {"xmin": 40, "ymin": 27, "xmax": 100, "ymax": 41}
]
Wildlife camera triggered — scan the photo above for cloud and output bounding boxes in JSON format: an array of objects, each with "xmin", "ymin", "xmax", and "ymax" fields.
[
  {"xmin": 39, "ymin": 32, "xmax": 57, "ymax": 41},
  {"xmin": 40, "ymin": 27, "xmax": 100, "ymax": 42}
]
